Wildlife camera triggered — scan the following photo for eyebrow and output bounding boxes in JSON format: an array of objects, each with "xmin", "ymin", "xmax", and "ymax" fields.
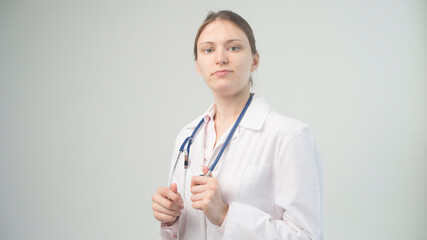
[{"xmin": 199, "ymin": 39, "xmax": 243, "ymax": 45}]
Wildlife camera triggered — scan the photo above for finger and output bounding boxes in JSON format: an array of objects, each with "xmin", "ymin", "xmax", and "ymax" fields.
[
  {"xmin": 153, "ymin": 193, "xmax": 183, "ymax": 211},
  {"xmin": 152, "ymin": 201, "xmax": 182, "ymax": 217},
  {"xmin": 191, "ymin": 200, "xmax": 207, "ymax": 211},
  {"xmin": 165, "ymin": 190, "xmax": 183, "ymax": 205},
  {"xmin": 158, "ymin": 187, "xmax": 181, "ymax": 203},
  {"xmin": 157, "ymin": 187, "xmax": 177, "ymax": 200},
  {"xmin": 190, "ymin": 184, "xmax": 207, "ymax": 194},
  {"xmin": 191, "ymin": 175, "xmax": 210, "ymax": 187},
  {"xmin": 202, "ymin": 166, "xmax": 213, "ymax": 177},
  {"xmin": 190, "ymin": 192, "xmax": 204, "ymax": 202},
  {"xmin": 153, "ymin": 211, "xmax": 178, "ymax": 223},
  {"xmin": 170, "ymin": 183, "xmax": 178, "ymax": 194}
]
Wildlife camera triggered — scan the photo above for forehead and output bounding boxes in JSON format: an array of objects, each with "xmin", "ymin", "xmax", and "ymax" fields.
[{"xmin": 198, "ymin": 19, "xmax": 249, "ymax": 44}]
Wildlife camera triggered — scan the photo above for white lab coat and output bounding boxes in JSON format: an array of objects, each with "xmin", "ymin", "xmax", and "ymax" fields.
[{"xmin": 160, "ymin": 96, "xmax": 323, "ymax": 240}]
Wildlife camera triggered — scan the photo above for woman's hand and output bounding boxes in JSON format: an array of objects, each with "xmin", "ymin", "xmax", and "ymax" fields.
[
  {"xmin": 190, "ymin": 166, "xmax": 229, "ymax": 226},
  {"xmin": 152, "ymin": 183, "xmax": 184, "ymax": 226}
]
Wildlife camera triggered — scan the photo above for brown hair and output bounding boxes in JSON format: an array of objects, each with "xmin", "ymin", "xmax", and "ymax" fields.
[{"xmin": 193, "ymin": 10, "xmax": 257, "ymax": 60}]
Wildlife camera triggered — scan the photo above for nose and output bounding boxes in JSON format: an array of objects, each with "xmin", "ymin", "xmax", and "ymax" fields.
[{"xmin": 216, "ymin": 49, "xmax": 229, "ymax": 65}]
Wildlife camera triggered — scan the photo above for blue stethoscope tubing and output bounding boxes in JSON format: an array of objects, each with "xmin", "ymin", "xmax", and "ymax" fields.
[{"xmin": 168, "ymin": 93, "xmax": 254, "ymax": 187}]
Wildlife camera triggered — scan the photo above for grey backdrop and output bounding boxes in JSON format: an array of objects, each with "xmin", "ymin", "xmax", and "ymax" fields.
[{"xmin": 1, "ymin": 0, "xmax": 426, "ymax": 239}]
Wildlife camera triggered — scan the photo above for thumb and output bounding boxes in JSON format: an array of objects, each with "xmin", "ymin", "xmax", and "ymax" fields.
[
  {"xmin": 170, "ymin": 183, "xmax": 178, "ymax": 194},
  {"xmin": 202, "ymin": 166, "xmax": 212, "ymax": 177}
]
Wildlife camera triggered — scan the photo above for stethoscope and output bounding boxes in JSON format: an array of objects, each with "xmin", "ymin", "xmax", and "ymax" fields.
[
  {"xmin": 168, "ymin": 93, "xmax": 254, "ymax": 239},
  {"xmin": 168, "ymin": 93, "xmax": 254, "ymax": 192}
]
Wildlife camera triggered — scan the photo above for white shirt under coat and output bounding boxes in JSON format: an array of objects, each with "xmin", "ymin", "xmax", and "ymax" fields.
[{"xmin": 160, "ymin": 95, "xmax": 323, "ymax": 240}]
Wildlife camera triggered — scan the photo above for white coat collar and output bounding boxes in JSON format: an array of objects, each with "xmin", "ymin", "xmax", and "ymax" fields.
[{"xmin": 184, "ymin": 94, "xmax": 271, "ymax": 131}]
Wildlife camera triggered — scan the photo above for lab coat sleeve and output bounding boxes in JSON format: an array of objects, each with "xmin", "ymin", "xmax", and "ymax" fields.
[
  {"xmin": 159, "ymin": 130, "xmax": 186, "ymax": 240},
  {"xmin": 159, "ymin": 221, "xmax": 179, "ymax": 240},
  {"xmin": 223, "ymin": 125, "xmax": 323, "ymax": 240}
]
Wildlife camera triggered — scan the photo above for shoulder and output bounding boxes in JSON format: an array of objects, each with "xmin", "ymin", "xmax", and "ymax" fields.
[
  {"xmin": 259, "ymin": 109, "xmax": 316, "ymax": 148},
  {"xmin": 245, "ymin": 96, "xmax": 314, "ymax": 142},
  {"xmin": 239, "ymin": 95, "xmax": 311, "ymax": 136},
  {"xmin": 265, "ymin": 111, "xmax": 310, "ymax": 135}
]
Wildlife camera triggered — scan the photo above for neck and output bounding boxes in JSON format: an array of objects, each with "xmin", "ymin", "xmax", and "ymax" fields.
[{"xmin": 213, "ymin": 87, "xmax": 251, "ymax": 125}]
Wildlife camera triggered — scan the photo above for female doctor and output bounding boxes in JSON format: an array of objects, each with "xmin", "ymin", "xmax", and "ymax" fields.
[{"xmin": 152, "ymin": 10, "xmax": 323, "ymax": 240}]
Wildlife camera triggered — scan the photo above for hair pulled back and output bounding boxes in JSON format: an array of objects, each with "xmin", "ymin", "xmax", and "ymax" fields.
[{"xmin": 193, "ymin": 10, "xmax": 257, "ymax": 60}]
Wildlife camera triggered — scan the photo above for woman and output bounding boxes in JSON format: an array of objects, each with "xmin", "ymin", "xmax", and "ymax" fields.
[{"xmin": 152, "ymin": 10, "xmax": 323, "ymax": 240}]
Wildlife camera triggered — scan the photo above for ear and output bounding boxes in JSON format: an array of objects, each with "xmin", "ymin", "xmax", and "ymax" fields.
[
  {"xmin": 250, "ymin": 52, "xmax": 260, "ymax": 72},
  {"xmin": 195, "ymin": 60, "xmax": 203, "ymax": 75}
]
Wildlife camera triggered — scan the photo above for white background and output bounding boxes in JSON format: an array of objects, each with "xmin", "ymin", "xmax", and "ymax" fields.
[{"xmin": 1, "ymin": 0, "xmax": 426, "ymax": 239}]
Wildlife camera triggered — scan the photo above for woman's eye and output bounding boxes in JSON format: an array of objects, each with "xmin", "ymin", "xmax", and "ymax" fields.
[
  {"xmin": 229, "ymin": 46, "xmax": 240, "ymax": 51},
  {"xmin": 203, "ymin": 48, "xmax": 213, "ymax": 54}
]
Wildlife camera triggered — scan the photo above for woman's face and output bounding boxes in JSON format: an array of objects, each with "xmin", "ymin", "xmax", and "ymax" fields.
[{"xmin": 195, "ymin": 20, "xmax": 259, "ymax": 97}]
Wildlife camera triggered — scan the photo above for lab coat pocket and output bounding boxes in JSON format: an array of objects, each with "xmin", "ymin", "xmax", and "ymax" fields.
[{"xmin": 238, "ymin": 162, "xmax": 275, "ymax": 212}]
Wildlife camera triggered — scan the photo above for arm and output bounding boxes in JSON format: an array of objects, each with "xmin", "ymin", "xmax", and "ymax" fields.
[
  {"xmin": 223, "ymin": 126, "xmax": 323, "ymax": 240},
  {"xmin": 157, "ymin": 131, "xmax": 186, "ymax": 240}
]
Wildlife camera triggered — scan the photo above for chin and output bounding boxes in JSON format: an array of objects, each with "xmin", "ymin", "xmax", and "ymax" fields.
[
  {"xmin": 208, "ymin": 81, "xmax": 234, "ymax": 93},
  {"xmin": 206, "ymin": 77, "xmax": 247, "ymax": 96},
  {"xmin": 212, "ymin": 86, "xmax": 246, "ymax": 97}
]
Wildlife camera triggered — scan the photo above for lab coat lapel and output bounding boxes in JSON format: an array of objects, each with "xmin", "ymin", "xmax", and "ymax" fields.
[
  {"xmin": 188, "ymin": 125, "xmax": 205, "ymax": 170},
  {"xmin": 208, "ymin": 95, "xmax": 271, "ymax": 176},
  {"xmin": 207, "ymin": 125, "xmax": 241, "ymax": 178},
  {"xmin": 239, "ymin": 95, "xmax": 271, "ymax": 130}
]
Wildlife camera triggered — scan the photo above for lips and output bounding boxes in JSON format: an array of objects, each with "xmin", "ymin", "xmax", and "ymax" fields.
[{"xmin": 213, "ymin": 70, "xmax": 232, "ymax": 76}]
